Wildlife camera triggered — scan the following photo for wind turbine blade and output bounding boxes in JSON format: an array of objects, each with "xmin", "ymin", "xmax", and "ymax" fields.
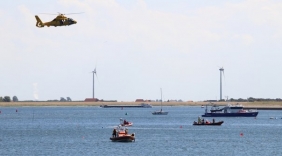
[
  {"xmin": 222, "ymin": 68, "xmax": 226, "ymax": 88},
  {"xmin": 95, "ymin": 74, "xmax": 99, "ymax": 83},
  {"xmin": 94, "ymin": 61, "xmax": 98, "ymax": 82},
  {"xmin": 94, "ymin": 69, "xmax": 99, "ymax": 83}
]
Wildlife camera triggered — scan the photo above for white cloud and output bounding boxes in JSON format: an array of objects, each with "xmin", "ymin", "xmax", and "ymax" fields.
[
  {"xmin": 1, "ymin": 0, "xmax": 282, "ymax": 101},
  {"xmin": 233, "ymin": 34, "xmax": 254, "ymax": 45},
  {"xmin": 54, "ymin": 0, "xmax": 282, "ymax": 52}
]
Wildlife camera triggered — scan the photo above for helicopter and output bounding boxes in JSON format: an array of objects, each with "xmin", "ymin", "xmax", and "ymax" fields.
[{"xmin": 35, "ymin": 13, "xmax": 82, "ymax": 28}]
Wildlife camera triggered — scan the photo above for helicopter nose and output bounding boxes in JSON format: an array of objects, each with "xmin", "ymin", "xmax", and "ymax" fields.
[{"xmin": 73, "ymin": 20, "xmax": 77, "ymax": 24}]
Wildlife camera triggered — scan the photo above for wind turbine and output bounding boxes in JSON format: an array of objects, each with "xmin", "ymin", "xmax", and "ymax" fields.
[
  {"xmin": 219, "ymin": 67, "xmax": 224, "ymax": 101},
  {"xmin": 92, "ymin": 68, "xmax": 97, "ymax": 99}
]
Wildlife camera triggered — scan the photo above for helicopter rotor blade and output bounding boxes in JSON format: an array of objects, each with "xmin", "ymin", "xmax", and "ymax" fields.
[
  {"xmin": 57, "ymin": 12, "xmax": 65, "ymax": 16},
  {"xmin": 64, "ymin": 12, "xmax": 84, "ymax": 15},
  {"xmin": 38, "ymin": 12, "xmax": 84, "ymax": 15},
  {"xmin": 39, "ymin": 13, "xmax": 58, "ymax": 15}
]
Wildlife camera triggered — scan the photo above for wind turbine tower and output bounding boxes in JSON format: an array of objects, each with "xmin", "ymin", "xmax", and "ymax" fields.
[
  {"xmin": 92, "ymin": 68, "xmax": 97, "ymax": 99},
  {"xmin": 219, "ymin": 67, "xmax": 224, "ymax": 101}
]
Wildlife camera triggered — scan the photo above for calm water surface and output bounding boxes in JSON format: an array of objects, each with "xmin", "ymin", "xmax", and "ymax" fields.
[{"xmin": 0, "ymin": 106, "xmax": 282, "ymax": 156}]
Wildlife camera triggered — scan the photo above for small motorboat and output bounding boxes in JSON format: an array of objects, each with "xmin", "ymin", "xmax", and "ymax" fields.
[
  {"xmin": 121, "ymin": 122, "xmax": 133, "ymax": 127},
  {"xmin": 193, "ymin": 120, "xmax": 224, "ymax": 126},
  {"xmin": 110, "ymin": 134, "xmax": 135, "ymax": 142},
  {"xmin": 110, "ymin": 126, "xmax": 135, "ymax": 142},
  {"xmin": 120, "ymin": 118, "xmax": 133, "ymax": 127}
]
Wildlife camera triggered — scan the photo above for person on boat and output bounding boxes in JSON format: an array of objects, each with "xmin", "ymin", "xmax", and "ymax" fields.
[
  {"xmin": 112, "ymin": 128, "xmax": 117, "ymax": 138},
  {"xmin": 120, "ymin": 118, "xmax": 123, "ymax": 125},
  {"xmin": 213, "ymin": 118, "xmax": 215, "ymax": 123},
  {"xmin": 125, "ymin": 128, "xmax": 128, "ymax": 134},
  {"xmin": 198, "ymin": 116, "xmax": 201, "ymax": 124},
  {"xmin": 202, "ymin": 118, "xmax": 205, "ymax": 124}
]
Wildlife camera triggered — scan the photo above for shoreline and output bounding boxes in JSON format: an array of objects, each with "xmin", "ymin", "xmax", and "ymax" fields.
[{"xmin": 1, "ymin": 101, "xmax": 282, "ymax": 108}]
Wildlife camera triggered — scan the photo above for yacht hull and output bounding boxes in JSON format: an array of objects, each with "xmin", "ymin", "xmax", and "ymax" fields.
[
  {"xmin": 110, "ymin": 135, "xmax": 135, "ymax": 142},
  {"xmin": 152, "ymin": 111, "xmax": 168, "ymax": 115},
  {"xmin": 202, "ymin": 112, "xmax": 258, "ymax": 117}
]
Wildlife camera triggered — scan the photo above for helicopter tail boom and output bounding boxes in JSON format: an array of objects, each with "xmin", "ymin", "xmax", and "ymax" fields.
[{"xmin": 35, "ymin": 15, "xmax": 44, "ymax": 27}]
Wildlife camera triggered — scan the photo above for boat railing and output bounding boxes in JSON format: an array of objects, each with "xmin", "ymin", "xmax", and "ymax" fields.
[
  {"xmin": 248, "ymin": 109, "xmax": 258, "ymax": 112},
  {"xmin": 227, "ymin": 103, "xmax": 243, "ymax": 107}
]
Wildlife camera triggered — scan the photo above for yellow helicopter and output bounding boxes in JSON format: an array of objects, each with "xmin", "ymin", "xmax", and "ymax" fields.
[{"xmin": 35, "ymin": 13, "xmax": 82, "ymax": 28}]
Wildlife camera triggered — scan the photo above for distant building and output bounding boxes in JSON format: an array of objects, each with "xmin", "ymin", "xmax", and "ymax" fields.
[
  {"xmin": 84, "ymin": 98, "xmax": 99, "ymax": 102},
  {"xmin": 135, "ymin": 99, "xmax": 144, "ymax": 102}
]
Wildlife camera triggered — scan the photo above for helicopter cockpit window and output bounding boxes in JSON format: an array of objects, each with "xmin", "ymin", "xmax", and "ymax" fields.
[{"xmin": 68, "ymin": 18, "xmax": 73, "ymax": 21}]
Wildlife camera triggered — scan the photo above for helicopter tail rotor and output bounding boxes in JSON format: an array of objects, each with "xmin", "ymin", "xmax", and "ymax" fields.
[{"xmin": 35, "ymin": 15, "xmax": 44, "ymax": 28}]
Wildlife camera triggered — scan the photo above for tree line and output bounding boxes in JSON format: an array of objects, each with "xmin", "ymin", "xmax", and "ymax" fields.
[
  {"xmin": 0, "ymin": 96, "xmax": 18, "ymax": 102},
  {"xmin": 0, "ymin": 96, "xmax": 72, "ymax": 102},
  {"xmin": 222, "ymin": 97, "xmax": 282, "ymax": 102}
]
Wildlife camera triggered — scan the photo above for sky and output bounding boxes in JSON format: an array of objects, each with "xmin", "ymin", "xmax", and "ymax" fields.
[{"xmin": 1, "ymin": 0, "xmax": 282, "ymax": 102}]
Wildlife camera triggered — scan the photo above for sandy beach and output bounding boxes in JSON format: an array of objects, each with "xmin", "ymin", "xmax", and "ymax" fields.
[{"xmin": 1, "ymin": 101, "xmax": 282, "ymax": 108}]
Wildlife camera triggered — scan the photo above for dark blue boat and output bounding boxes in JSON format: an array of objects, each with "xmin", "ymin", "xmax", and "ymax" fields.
[{"xmin": 202, "ymin": 104, "xmax": 258, "ymax": 117}]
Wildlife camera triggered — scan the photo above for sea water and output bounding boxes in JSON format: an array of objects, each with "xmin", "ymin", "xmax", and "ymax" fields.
[{"xmin": 0, "ymin": 106, "xmax": 281, "ymax": 156}]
